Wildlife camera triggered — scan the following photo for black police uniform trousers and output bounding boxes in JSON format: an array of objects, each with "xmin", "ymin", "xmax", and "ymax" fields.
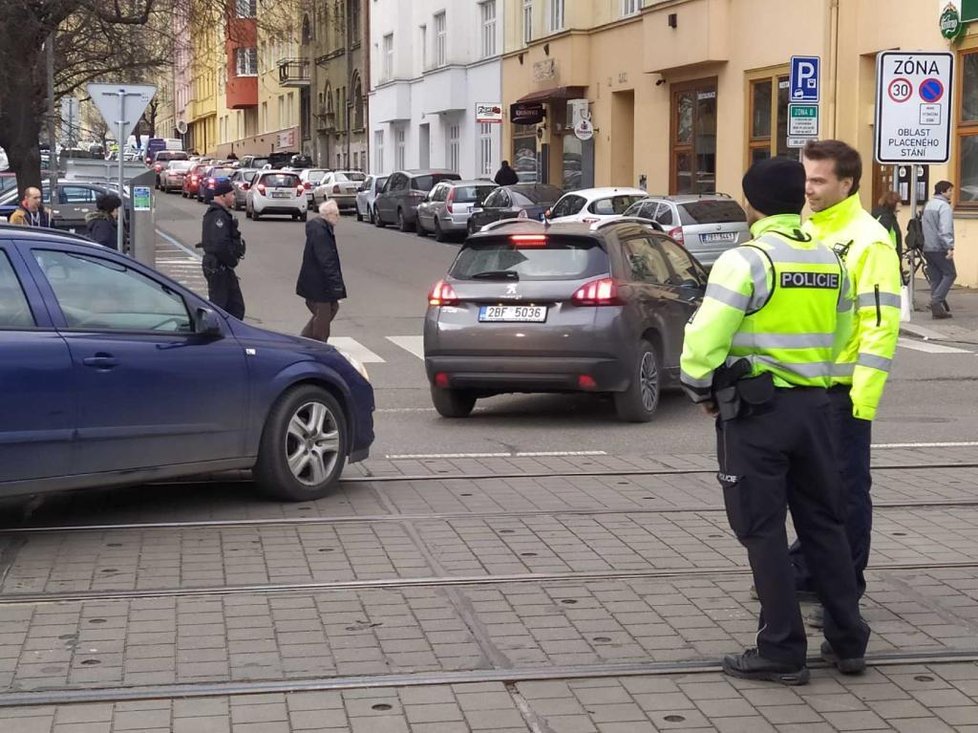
[
  {"xmin": 788, "ymin": 386, "xmax": 874, "ymax": 597},
  {"xmin": 205, "ymin": 267, "xmax": 245, "ymax": 321},
  {"xmin": 717, "ymin": 386, "xmax": 869, "ymax": 667}
]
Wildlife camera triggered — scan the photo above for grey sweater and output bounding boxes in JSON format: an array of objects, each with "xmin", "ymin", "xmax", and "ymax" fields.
[{"xmin": 921, "ymin": 194, "xmax": 954, "ymax": 252}]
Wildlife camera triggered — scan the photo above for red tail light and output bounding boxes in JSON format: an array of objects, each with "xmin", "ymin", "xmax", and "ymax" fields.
[
  {"xmin": 257, "ymin": 183, "xmax": 267, "ymax": 195},
  {"xmin": 303, "ymin": 181, "xmax": 311, "ymax": 190},
  {"xmin": 445, "ymin": 187, "xmax": 455, "ymax": 214},
  {"xmin": 434, "ymin": 372, "xmax": 450, "ymax": 388},
  {"xmin": 510, "ymin": 234, "xmax": 547, "ymax": 247},
  {"xmin": 577, "ymin": 375, "xmax": 597, "ymax": 389},
  {"xmin": 428, "ymin": 279, "xmax": 459, "ymax": 306},
  {"xmin": 668, "ymin": 226, "xmax": 686, "ymax": 246},
  {"xmin": 572, "ymin": 277, "xmax": 621, "ymax": 306},
  {"xmin": 296, "ymin": 186, "xmax": 304, "ymax": 197},
  {"xmin": 190, "ymin": 175, "xmax": 198, "ymax": 183},
  {"xmin": 333, "ymin": 184, "xmax": 341, "ymax": 194}
]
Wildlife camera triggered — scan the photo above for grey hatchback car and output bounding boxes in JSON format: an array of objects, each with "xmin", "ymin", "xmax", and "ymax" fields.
[
  {"xmin": 622, "ymin": 194, "xmax": 750, "ymax": 268},
  {"xmin": 416, "ymin": 180, "xmax": 498, "ymax": 242},
  {"xmin": 423, "ymin": 219, "xmax": 706, "ymax": 422}
]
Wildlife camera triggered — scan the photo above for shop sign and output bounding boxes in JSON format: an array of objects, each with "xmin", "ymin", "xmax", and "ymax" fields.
[
  {"xmin": 940, "ymin": 1, "xmax": 964, "ymax": 39},
  {"xmin": 476, "ymin": 103, "xmax": 503, "ymax": 123},
  {"xmin": 510, "ymin": 102, "xmax": 546, "ymax": 125}
]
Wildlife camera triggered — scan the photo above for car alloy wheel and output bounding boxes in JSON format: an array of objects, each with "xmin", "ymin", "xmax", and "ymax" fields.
[
  {"xmin": 397, "ymin": 208, "xmax": 411, "ymax": 232},
  {"xmin": 373, "ymin": 206, "xmax": 385, "ymax": 227},
  {"xmin": 613, "ymin": 339, "xmax": 660, "ymax": 422},
  {"xmin": 254, "ymin": 386, "xmax": 348, "ymax": 501}
]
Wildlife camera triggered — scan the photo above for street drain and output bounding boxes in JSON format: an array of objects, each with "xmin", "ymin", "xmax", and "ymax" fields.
[
  {"xmin": 106, "ymin": 543, "xmax": 123, "ymax": 548},
  {"xmin": 318, "ymin": 548, "xmax": 335, "ymax": 553},
  {"xmin": 460, "ymin": 493, "xmax": 472, "ymax": 497},
  {"xmin": 893, "ymin": 532, "xmax": 908, "ymax": 537},
  {"xmin": 592, "ymin": 637, "xmax": 611, "ymax": 643},
  {"xmin": 371, "ymin": 703, "xmax": 392, "ymax": 711},
  {"xmin": 561, "ymin": 599, "xmax": 578, "ymax": 605},
  {"xmin": 100, "ymin": 569, "xmax": 117, "ymax": 574},
  {"xmin": 521, "ymin": 552, "xmax": 538, "ymax": 557},
  {"xmin": 88, "ymin": 619, "xmax": 107, "ymax": 625},
  {"xmin": 498, "ymin": 529, "xmax": 515, "ymax": 534},
  {"xmin": 914, "ymin": 675, "xmax": 935, "ymax": 682},
  {"xmin": 80, "ymin": 659, "xmax": 101, "ymax": 666},
  {"xmin": 664, "ymin": 715, "xmax": 686, "ymax": 722}
]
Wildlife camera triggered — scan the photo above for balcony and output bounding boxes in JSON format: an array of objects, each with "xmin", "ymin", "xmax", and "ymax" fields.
[{"xmin": 278, "ymin": 58, "xmax": 311, "ymax": 87}]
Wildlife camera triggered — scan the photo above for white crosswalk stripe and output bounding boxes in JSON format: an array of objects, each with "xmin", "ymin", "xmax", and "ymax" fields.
[
  {"xmin": 897, "ymin": 337, "xmax": 972, "ymax": 354},
  {"xmin": 386, "ymin": 335, "xmax": 425, "ymax": 360},
  {"xmin": 329, "ymin": 337, "xmax": 386, "ymax": 363}
]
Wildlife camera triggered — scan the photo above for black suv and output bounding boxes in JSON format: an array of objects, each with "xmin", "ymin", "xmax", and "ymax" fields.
[
  {"xmin": 422, "ymin": 218, "xmax": 707, "ymax": 421},
  {"xmin": 373, "ymin": 169, "xmax": 461, "ymax": 231}
]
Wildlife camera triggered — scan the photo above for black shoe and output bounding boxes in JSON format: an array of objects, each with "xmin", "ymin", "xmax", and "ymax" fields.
[
  {"xmin": 820, "ymin": 640, "xmax": 866, "ymax": 675},
  {"xmin": 721, "ymin": 648, "xmax": 810, "ymax": 686},
  {"xmin": 931, "ymin": 303, "xmax": 951, "ymax": 319}
]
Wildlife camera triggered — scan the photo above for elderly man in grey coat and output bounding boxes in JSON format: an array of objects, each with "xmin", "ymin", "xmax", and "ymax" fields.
[
  {"xmin": 921, "ymin": 180, "xmax": 956, "ymax": 319},
  {"xmin": 296, "ymin": 199, "xmax": 347, "ymax": 342}
]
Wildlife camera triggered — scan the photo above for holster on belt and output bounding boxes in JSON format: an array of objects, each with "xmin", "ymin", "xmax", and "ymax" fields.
[{"xmin": 712, "ymin": 359, "xmax": 774, "ymax": 421}]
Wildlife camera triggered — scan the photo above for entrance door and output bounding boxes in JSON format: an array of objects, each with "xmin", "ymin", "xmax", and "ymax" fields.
[{"xmin": 670, "ymin": 79, "xmax": 717, "ymax": 194}]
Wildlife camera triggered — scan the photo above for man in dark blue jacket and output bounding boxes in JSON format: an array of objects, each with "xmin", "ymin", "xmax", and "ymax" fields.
[{"xmin": 296, "ymin": 199, "xmax": 346, "ymax": 342}]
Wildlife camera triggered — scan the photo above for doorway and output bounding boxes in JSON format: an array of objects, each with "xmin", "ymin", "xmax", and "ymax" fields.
[{"xmin": 611, "ymin": 90, "xmax": 635, "ymax": 186}]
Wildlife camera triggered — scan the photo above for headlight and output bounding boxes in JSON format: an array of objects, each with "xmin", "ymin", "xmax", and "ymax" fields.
[{"xmin": 337, "ymin": 348, "xmax": 370, "ymax": 382}]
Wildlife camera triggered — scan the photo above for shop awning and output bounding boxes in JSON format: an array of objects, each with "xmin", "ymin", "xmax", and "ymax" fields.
[{"xmin": 515, "ymin": 85, "xmax": 587, "ymax": 104}]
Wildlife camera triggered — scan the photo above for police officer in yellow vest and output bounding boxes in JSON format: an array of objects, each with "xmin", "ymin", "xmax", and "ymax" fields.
[
  {"xmin": 681, "ymin": 157, "xmax": 869, "ymax": 685},
  {"xmin": 788, "ymin": 141, "xmax": 902, "ymax": 615}
]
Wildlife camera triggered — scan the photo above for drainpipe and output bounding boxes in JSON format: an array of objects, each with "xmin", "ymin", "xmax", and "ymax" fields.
[{"xmin": 826, "ymin": 0, "xmax": 840, "ymax": 139}]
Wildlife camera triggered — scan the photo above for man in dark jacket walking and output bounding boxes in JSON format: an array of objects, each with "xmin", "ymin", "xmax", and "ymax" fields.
[
  {"xmin": 296, "ymin": 199, "xmax": 347, "ymax": 342},
  {"xmin": 85, "ymin": 193, "xmax": 122, "ymax": 249},
  {"xmin": 200, "ymin": 180, "xmax": 246, "ymax": 319},
  {"xmin": 493, "ymin": 160, "xmax": 519, "ymax": 186}
]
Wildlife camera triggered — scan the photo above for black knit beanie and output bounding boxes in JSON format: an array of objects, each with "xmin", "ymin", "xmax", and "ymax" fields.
[{"xmin": 742, "ymin": 157, "xmax": 806, "ymax": 216}]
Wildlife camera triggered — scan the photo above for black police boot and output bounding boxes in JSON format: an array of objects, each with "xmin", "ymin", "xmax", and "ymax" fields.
[
  {"xmin": 820, "ymin": 640, "xmax": 866, "ymax": 675},
  {"xmin": 721, "ymin": 648, "xmax": 810, "ymax": 686}
]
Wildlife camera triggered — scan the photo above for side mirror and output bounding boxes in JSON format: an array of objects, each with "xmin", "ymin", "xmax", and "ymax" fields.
[
  {"xmin": 242, "ymin": 182, "xmax": 250, "ymax": 191},
  {"xmin": 544, "ymin": 209, "xmax": 552, "ymax": 219},
  {"xmin": 194, "ymin": 306, "xmax": 224, "ymax": 336}
]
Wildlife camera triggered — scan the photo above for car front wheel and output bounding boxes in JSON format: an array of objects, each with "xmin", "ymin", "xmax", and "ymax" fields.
[
  {"xmin": 397, "ymin": 208, "xmax": 411, "ymax": 232},
  {"xmin": 254, "ymin": 385, "xmax": 348, "ymax": 501},
  {"xmin": 430, "ymin": 385, "xmax": 476, "ymax": 418},
  {"xmin": 613, "ymin": 339, "xmax": 660, "ymax": 422},
  {"xmin": 373, "ymin": 206, "xmax": 385, "ymax": 227}
]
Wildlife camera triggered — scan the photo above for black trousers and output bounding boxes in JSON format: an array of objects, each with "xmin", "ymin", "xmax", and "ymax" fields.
[
  {"xmin": 205, "ymin": 268, "xmax": 245, "ymax": 320},
  {"xmin": 717, "ymin": 387, "xmax": 869, "ymax": 666},
  {"xmin": 789, "ymin": 387, "xmax": 873, "ymax": 597}
]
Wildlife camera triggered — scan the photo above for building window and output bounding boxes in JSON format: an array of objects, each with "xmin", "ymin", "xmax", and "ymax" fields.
[
  {"xmin": 287, "ymin": 92, "xmax": 295, "ymax": 127},
  {"xmin": 395, "ymin": 127, "xmax": 406, "ymax": 169},
  {"xmin": 747, "ymin": 74, "xmax": 790, "ymax": 163},
  {"xmin": 548, "ymin": 0, "xmax": 564, "ymax": 32},
  {"xmin": 261, "ymin": 101, "xmax": 268, "ymax": 133},
  {"xmin": 352, "ymin": 75, "xmax": 364, "ymax": 129},
  {"xmin": 479, "ymin": 123, "xmax": 493, "ymax": 176},
  {"xmin": 375, "ymin": 130, "xmax": 384, "ymax": 173},
  {"xmin": 621, "ymin": 0, "xmax": 639, "ymax": 16},
  {"xmin": 512, "ymin": 124, "xmax": 537, "ymax": 183},
  {"xmin": 420, "ymin": 25, "xmax": 427, "ymax": 70},
  {"xmin": 447, "ymin": 123, "xmax": 460, "ymax": 172},
  {"xmin": 523, "ymin": 0, "xmax": 533, "ymax": 44},
  {"xmin": 481, "ymin": 1, "xmax": 497, "ymax": 59},
  {"xmin": 434, "ymin": 11, "xmax": 447, "ymax": 67},
  {"xmin": 670, "ymin": 79, "xmax": 717, "ymax": 194},
  {"xmin": 350, "ymin": 0, "xmax": 361, "ymax": 41},
  {"xmin": 235, "ymin": 48, "xmax": 258, "ymax": 77},
  {"xmin": 382, "ymin": 33, "xmax": 393, "ymax": 81},
  {"xmin": 235, "ymin": 0, "xmax": 256, "ymax": 18},
  {"xmin": 957, "ymin": 49, "xmax": 978, "ymax": 209}
]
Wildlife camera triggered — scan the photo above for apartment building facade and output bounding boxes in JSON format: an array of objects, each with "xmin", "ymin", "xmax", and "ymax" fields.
[
  {"xmin": 368, "ymin": 0, "xmax": 504, "ymax": 179},
  {"xmin": 499, "ymin": 0, "xmax": 978, "ymax": 286}
]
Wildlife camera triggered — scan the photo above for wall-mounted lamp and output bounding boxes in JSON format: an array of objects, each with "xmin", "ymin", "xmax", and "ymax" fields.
[
  {"xmin": 655, "ymin": 77, "xmax": 666, "ymax": 87},
  {"xmin": 543, "ymin": 43, "xmax": 550, "ymax": 56},
  {"xmin": 667, "ymin": 13, "xmax": 678, "ymax": 28},
  {"xmin": 518, "ymin": 52, "xmax": 525, "ymax": 66}
]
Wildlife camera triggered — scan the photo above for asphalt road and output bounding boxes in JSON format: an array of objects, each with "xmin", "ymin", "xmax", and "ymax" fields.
[{"xmin": 154, "ymin": 192, "xmax": 978, "ymax": 459}]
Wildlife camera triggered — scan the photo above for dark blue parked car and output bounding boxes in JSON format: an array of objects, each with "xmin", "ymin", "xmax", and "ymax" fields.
[{"xmin": 0, "ymin": 225, "xmax": 374, "ymax": 501}]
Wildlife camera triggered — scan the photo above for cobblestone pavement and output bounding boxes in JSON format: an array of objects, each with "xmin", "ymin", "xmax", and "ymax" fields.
[{"xmin": 0, "ymin": 445, "xmax": 976, "ymax": 731}]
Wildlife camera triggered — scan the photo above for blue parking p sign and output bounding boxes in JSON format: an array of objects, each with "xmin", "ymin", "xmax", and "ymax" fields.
[{"xmin": 790, "ymin": 56, "xmax": 820, "ymax": 103}]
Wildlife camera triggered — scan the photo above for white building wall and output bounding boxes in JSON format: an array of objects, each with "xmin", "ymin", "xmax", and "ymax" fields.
[{"xmin": 368, "ymin": 0, "xmax": 502, "ymax": 179}]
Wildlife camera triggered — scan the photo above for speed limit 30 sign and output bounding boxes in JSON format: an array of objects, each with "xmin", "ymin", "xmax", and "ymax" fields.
[{"xmin": 875, "ymin": 51, "xmax": 953, "ymax": 163}]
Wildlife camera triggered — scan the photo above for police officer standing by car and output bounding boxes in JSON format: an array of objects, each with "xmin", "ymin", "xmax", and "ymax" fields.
[
  {"xmin": 788, "ymin": 140, "xmax": 902, "ymax": 622},
  {"xmin": 200, "ymin": 179, "xmax": 246, "ymax": 319},
  {"xmin": 680, "ymin": 157, "xmax": 868, "ymax": 686}
]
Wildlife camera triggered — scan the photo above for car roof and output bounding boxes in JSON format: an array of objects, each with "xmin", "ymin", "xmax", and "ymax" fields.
[
  {"xmin": 396, "ymin": 169, "xmax": 459, "ymax": 176},
  {"xmin": 466, "ymin": 220, "xmax": 646, "ymax": 243},
  {"xmin": 439, "ymin": 179, "xmax": 497, "ymax": 187},
  {"xmin": 642, "ymin": 193, "xmax": 735, "ymax": 204},
  {"xmin": 0, "ymin": 223, "xmax": 103, "ymax": 247},
  {"xmin": 559, "ymin": 187, "xmax": 648, "ymax": 200}
]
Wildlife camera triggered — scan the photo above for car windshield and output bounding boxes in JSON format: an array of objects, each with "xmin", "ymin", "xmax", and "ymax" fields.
[
  {"xmin": 334, "ymin": 171, "xmax": 366, "ymax": 182},
  {"xmin": 413, "ymin": 173, "xmax": 459, "ymax": 191},
  {"xmin": 450, "ymin": 237, "xmax": 608, "ymax": 281},
  {"xmin": 453, "ymin": 185, "xmax": 496, "ymax": 204},
  {"xmin": 678, "ymin": 199, "xmax": 747, "ymax": 224},
  {"xmin": 250, "ymin": 157, "xmax": 271, "ymax": 168},
  {"xmin": 210, "ymin": 168, "xmax": 235, "ymax": 179},
  {"xmin": 510, "ymin": 185, "xmax": 563, "ymax": 205},
  {"xmin": 307, "ymin": 170, "xmax": 328, "ymax": 183},
  {"xmin": 588, "ymin": 195, "xmax": 647, "ymax": 216},
  {"xmin": 262, "ymin": 174, "xmax": 299, "ymax": 187}
]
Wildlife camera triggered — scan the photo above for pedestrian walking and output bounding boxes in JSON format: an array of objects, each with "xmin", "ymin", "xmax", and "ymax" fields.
[
  {"xmin": 8, "ymin": 187, "xmax": 51, "ymax": 227},
  {"xmin": 296, "ymin": 199, "xmax": 346, "ymax": 343},
  {"xmin": 786, "ymin": 140, "xmax": 901, "ymax": 625},
  {"xmin": 921, "ymin": 180, "xmax": 956, "ymax": 319},
  {"xmin": 871, "ymin": 190, "xmax": 903, "ymax": 263},
  {"xmin": 493, "ymin": 160, "xmax": 519, "ymax": 186},
  {"xmin": 681, "ymin": 157, "xmax": 868, "ymax": 686},
  {"xmin": 85, "ymin": 193, "xmax": 122, "ymax": 249},
  {"xmin": 200, "ymin": 179, "xmax": 246, "ymax": 320}
]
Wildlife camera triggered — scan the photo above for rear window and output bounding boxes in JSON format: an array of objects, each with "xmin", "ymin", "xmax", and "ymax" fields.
[
  {"xmin": 413, "ymin": 173, "xmax": 460, "ymax": 191},
  {"xmin": 450, "ymin": 237, "xmax": 608, "ymax": 281},
  {"xmin": 307, "ymin": 170, "xmax": 328, "ymax": 183},
  {"xmin": 250, "ymin": 157, "xmax": 271, "ymax": 168},
  {"xmin": 587, "ymin": 195, "xmax": 646, "ymax": 216},
  {"xmin": 336, "ymin": 171, "xmax": 366, "ymax": 182},
  {"xmin": 453, "ymin": 185, "xmax": 496, "ymax": 204},
  {"xmin": 261, "ymin": 174, "xmax": 300, "ymax": 187},
  {"xmin": 156, "ymin": 151, "xmax": 188, "ymax": 162},
  {"xmin": 678, "ymin": 199, "xmax": 747, "ymax": 225},
  {"xmin": 169, "ymin": 161, "xmax": 193, "ymax": 171},
  {"xmin": 210, "ymin": 168, "xmax": 235, "ymax": 179},
  {"xmin": 511, "ymin": 185, "xmax": 563, "ymax": 205}
]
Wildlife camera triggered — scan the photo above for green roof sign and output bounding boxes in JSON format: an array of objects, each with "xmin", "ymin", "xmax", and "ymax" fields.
[{"xmin": 941, "ymin": 2, "xmax": 964, "ymax": 39}]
